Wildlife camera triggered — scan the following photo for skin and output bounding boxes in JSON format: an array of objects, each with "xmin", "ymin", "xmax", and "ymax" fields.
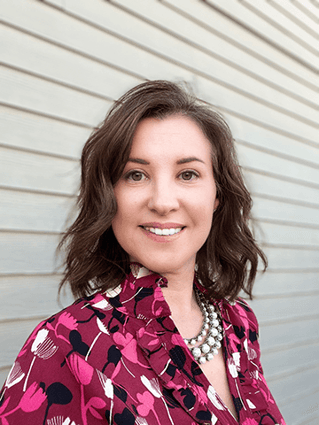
[{"xmin": 112, "ymin": 115, "xmax": 237, "ymax": 419}]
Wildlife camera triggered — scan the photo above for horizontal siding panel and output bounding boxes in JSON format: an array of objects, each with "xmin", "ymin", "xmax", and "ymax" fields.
[
  {"xmin": 237, "ymin": 143, "xmax": 319, "ymax": 186},
  {"xmin": 268, "ymin": 0, "xmax": 319, "ymax": 35},
  {"xmin": 2, "ymin": 0, "xmax": 318, "ymax": 143},
  {"xmin": 242, "ymin": 0, "xmax": 319, "ymax": 49},
  {"xmin": 263, "ymin": 246, "xmax": 319, "ymax": 270},
  {"xmin": 229, "ymin": 115, "xmax": 319, "ymax": 165},
  {"xmin": 267, "ymin": 368, "xmax": 319, "ymax": 404},
  {"xmin": 55, "ymin": 0, "xmax": 319, "ymax": 124},
  {"xmin": 280, "ymin": 391, "xmax": 319, "ymax": 425},
  {"xmin": 0, "ymin": 24, "xmax": 143, "ymax": 101},
  {"xmin": 253, "ymin": 197, "xmax": 319, "ymax": 226},
  {"xmin": 249, "ymin": 294, "xmax": 319, "ymax": 323},
  {"xmin": 262, "ymin": 343, "xmax": 319, "ymax": 379},
  {"xmin": 205, "ymin": 0, "xmax": 318, "ymax": 70},
  {"xmin": 0, "ymin": 318, "xmax": 45, "ymax": 368},
  {"xmin": 164, "ymin": 0, "xmax": 319, "ymax": 88},
  {"xmin": 0, "ymin": 275, "xmax": 74, "ymax": 321},
  {"xmin": 0, "ymin": 147, "xmax": 79, "ymax": 194},
  {"xmin": 253, "ymin": 271, "xmax": 319, "ymax": 296},
  {"xmin": 244, "ymin": 170, "xmax": 319, "ymax": 207},
  {"xmin": 0, "ymin": 232, "xmax": 61, "ymax": 274},
  {"xmin": 0, "ymin": 189, "xmax": 74, "ymax": 232},
  {"xmin": 115, "ymin": 0, "xmax": 318, "ymax": 104},
  {"xmin": 0, "ymin": 105, "xmax": 90, "ymax": 158},
  {"xmin": 1, "ymin": 0, "xmax": 194, "ymax": 84},
  {"xmin": 255, "ymin": 221, "xmax": 319, "ymax": 247},
  {"xmin": 259, "ymin": 317, "xmax": 318, "ymax": 350},
  {"xmin": 0, "ymin": 65, "xmax": 111, "ymax": 126},
  {"xmin": 293, "ymin": 0, "xmax": 319, "ymax": 20}
]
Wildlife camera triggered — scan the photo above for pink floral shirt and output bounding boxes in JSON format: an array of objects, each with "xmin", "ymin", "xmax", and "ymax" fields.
[{"xmin": 0, "ymin": 265, "xmax": 285, "ymax": 425}]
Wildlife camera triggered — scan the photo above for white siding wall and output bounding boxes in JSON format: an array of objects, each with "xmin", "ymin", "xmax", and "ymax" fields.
[{"xmin": 0, "ymin": 1, "xmax": 318, "ymax": 423}]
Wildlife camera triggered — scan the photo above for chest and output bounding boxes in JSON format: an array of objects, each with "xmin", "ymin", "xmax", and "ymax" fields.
[{"xmin": 200, "ymin": 349, "xmax": 238, "ymax": 420}]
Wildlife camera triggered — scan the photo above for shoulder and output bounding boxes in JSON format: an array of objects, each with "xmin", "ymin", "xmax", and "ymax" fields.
[{"xmin": 223, "ymin": 297, "xmax": 259, "ymax": 334}]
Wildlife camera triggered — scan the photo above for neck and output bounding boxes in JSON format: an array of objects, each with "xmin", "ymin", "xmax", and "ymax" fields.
[{"xmin": 160, "ymin": 264, "xmax": 198, "ymax": 317}]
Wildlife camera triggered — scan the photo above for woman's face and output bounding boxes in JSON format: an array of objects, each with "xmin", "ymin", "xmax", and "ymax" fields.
[{"xmin": 112, "ymin": 115, "xmax": 219, "ymax": 276}]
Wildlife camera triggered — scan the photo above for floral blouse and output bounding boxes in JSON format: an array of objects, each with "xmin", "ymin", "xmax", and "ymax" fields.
[{"xmin": 0, "ymin": 264, "xmax": 285, "ymax": 425}]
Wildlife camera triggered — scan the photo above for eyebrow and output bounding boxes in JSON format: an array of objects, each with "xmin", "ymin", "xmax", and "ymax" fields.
[
  {"xmin": 127, "ymin": 156, "xmax": 205, "ymax": 165},
  {"xmin": 177, "ymin": 157, "xmax": 205, "ymax": 165}
]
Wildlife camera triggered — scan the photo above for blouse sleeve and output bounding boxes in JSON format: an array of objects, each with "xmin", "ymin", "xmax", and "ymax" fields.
[
  {"xmin": 0, "ymin": 316, "xmax": 111, "ymax": 425},
  {"xmin": 232, "ymin": 298, "xmax": 286, "ymax": 425}
]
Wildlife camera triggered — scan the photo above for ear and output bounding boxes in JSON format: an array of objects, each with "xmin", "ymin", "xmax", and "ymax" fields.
[{"xmin": 214, "ymin": 198, "xmax": 219, "ymax": 211}]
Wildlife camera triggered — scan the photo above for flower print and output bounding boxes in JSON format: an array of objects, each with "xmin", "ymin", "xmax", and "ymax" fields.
[
  {"xmin": 137, "ymin": 391, "xmax": 155, "ymax": 416},
  {"xmin": 232, "ymin": 352, "xmax": 240, "ymax": 369},
  {"xmin": 242, "ymin": 418, "xmax": 258, "ymax": 425},
  {"xmin": 141, "ymin": 376, "xmax": 174, "ymax": 424},
  {"xmin": 131, "ymin": 264, "xmax": 152, "ymax": 279},
  {"xmin": 67, "ymin": 353, "xmax": 94, "ymax": 386},
  {"xmin": 246, "ymin": 399, "xmax": 256, "ymax": 409},
  {"xmin": 141, "ymin": 375, "xmax": 161, "ymax": 398},
  {"xmin": 207, "ymin": 386, "xmax": 224, "ymax": 410},
  {"xmin": 136, "ymin": 417, "xmax": 149, "ymax": 425},
  {"xmin": 85, "ymin": 318, "xmax": 109, "ymax": 360},
  {"xmin": 192, "ymin": 384, "xmax": 208, "ymax": 404},
  {"xmin": 113, "ymin": 331, "xmax": 148, "ymax": 370},
  {"xmin": 62, "ymin": 418, "xmax": 79, "ymax": 425},
  {"xmin": 97, "ymin": 370, "xmax": 113, "ymax": 399},
  {"xmin": 31, "ymin": 328, "xmax": 49, "ymax": 352},
  {"xmin": 244, "ymin": 338, "xmax": 257, "ymax": 361},
  {"xmin": 4, "ymin": 361, "xmax": 25, "ymax": 389},
  {"xmin": 57, "ymin": 312, "xmax": 78, "ymax": 331},
  {"xmin": 23, "ymin": 329, "xmax": 58, "ymax": 391},
  {"xmin": 151, "ymin": 286, "xmax": 165, "ymax": 316},
  {"xmin": 228, "ymin": 358, "xmax": 238, "ymax": 378},
  {"xmin": 47, "ymin": 416, "xmax": 79, "ymax": 425},
  {"xmin": 0, "ymin": 361, "xmax": 25, "ymax": 403},
  {"xmin": 19, "ymin": 381, "xmax": 47, "ymax": 412},
  {"xmin": 104, "ymin": 285, "xmax": 122, "ymax": 298}
]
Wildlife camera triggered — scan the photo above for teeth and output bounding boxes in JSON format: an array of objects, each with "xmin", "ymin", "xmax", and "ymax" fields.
[{"xmin": 144, "ymin": 227, "xmax": 182, "ymax": 236}]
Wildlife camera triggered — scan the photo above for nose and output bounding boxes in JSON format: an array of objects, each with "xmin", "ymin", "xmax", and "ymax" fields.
[{"xmin": 147, "ymin": 180, "xmax": 179, "ymax": 215}]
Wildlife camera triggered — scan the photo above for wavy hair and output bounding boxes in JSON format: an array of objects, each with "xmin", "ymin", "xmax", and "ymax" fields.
[{"xmin": 59, "ymin": 80, "xmax": 267, "ymax": 301}]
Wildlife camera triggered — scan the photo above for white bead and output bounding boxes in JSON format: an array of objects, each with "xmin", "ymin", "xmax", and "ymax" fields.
[
  {"xmin": 215, "ymin": 341, "xmax": 222, "ymax": 349},
  {"xmin": 204, "ymin": 323, "xmax": 209, "ymax": 330},
  {"xmin": 197, "ymin": 335, "xmax": 203, "ymax": 342},
  {"xmin": 190, "ymin": 339, "xmax": 197, "ymax": 345},
  {"xmin": 207, "ymin": 353, "xmax": 214, "ymax": 361},
  {"xmin": 192, "ymin": 347, "xmax": 201, "ymax": 358},
  {"xmin": 201, "ymin": 330, "xmax": 207, "ymax": 337},
  {"xmin": 207, "ymin": 336, "xmax": 215, "ymax": 346},
  {"xmin": 211, "ymin": 328, "xmax": 218, "ymax": 337},
  {"xmin": 217, "ymin": 334, "xmax": 223, "ymax": 341},
  {"xmin": 212, "ymin": 348, "xmax": 218, "ymax": 356},
  {"xmin": 212, "ymin": 319, "xmax": 219, "ymax": 327},
  {"xmin": 199, "ymin": 356, "xmax": 206, "ymax": 364},
  {"xmin": 212, "ymin": 312, "xmax": 218, "ymax": 319},
  {"xmin": 202, "ymin": 344, "xmax": 210, "ymax": 354}
]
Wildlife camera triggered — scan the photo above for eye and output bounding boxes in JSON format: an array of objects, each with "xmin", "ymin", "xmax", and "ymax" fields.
[
  {"xmin": 124, "ymin": 170, "xmax": 146, "ymax": 182},
  {"xmin": 179, "ymin": 170, "xmax": 199, "ymax": 181}
]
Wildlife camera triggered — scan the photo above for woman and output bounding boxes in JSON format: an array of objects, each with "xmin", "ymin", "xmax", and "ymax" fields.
[{"xmin": 0, "ymin": 81, "xmax": 285, "ymax": 424}]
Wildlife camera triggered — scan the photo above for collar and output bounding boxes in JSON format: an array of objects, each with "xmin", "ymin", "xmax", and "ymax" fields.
[{"xmin": 101, "ymin": 263, "xmax": 216, "ymax": 320}]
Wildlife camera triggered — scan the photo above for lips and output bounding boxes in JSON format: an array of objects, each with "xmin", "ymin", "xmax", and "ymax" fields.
[
  {"xmin": 143, "ymin": 227, "xmax": 182, "ymax": 236},
  {"xmin": 140, "ymin": 223, "xmax": 185, "ymax": 237}
]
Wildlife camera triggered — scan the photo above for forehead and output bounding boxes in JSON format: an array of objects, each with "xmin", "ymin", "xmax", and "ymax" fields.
[{"xmin": 130, "ymin": 115, "xmax": 212, "ymax": 158}]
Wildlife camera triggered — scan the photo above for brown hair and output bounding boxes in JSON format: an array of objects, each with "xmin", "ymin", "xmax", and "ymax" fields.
[{"xmin": 59, "ymin": 80, "xmax": 267, "ymax": 301}]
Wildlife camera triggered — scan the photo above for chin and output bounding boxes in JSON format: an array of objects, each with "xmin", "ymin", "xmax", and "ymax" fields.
[{"xmin": 130, "ymin": 253, "xmax": 196, "ymax": 277}]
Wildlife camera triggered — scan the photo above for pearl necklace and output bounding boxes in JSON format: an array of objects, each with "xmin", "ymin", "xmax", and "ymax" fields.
[{"xmin": 184, "ymin": 289, "xmax": 223, "ymax": 364}]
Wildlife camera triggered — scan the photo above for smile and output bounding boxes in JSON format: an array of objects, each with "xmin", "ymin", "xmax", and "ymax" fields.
[{"xmin": 142, "ymin": 227, "xmax": 183, "ymax": 236}]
